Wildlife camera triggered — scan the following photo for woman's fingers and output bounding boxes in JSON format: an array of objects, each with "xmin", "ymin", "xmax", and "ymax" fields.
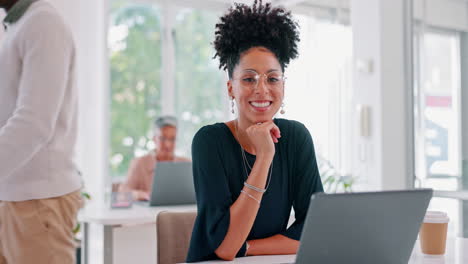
[
  {"xmin": 270, "ymin": 123, "xmax": 281, "ymax": 139},
  {"xmin": 246, "ymin": 120, "xmax": 282, "ymax": 156},
  {"xmin": 270, "ymin": 131, "xmax": 278, "ymax": 143},
  {"xmin": 134, "ymin": 190, "xmax": 150, "ymax": 201},
  {"xmin": 260, "ymin": 121, "xmax": 281, "ymax": 142},
  {"xmin": 141, "ymin": 192, "xmax": 150, "ymax": 201}
]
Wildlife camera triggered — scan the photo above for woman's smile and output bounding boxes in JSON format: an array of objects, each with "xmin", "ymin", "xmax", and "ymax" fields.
[{"xmin": 249, "ymin": 100, "xmax": 273, "ymax": 112}]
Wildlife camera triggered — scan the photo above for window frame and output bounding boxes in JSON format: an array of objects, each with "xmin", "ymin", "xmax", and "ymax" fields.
[{"xmin": 413, "ymin": 24, "xmax": 463, "ymax": 184}]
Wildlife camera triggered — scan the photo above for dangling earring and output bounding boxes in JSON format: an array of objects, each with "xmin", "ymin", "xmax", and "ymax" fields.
[
  {"xmin": 280, "ymin": 102, "xmax": 285, "ymax": 114},
  {"xmin": 231, "ymin": 97, "xmax": 235, "ymax": 114}
]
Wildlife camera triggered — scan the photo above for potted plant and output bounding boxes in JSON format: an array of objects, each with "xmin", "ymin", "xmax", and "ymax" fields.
[{"xmin": 317, "ymin": 155, "xmax": 356, "ymax": 193}]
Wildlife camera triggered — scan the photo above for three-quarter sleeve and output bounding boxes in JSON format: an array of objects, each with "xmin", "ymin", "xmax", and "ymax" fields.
[
  {"xmin": 186, "ymin": 127, "xmax": 247, "ymax": 262},
  {"xmin": 281, "ymin": 124, "xmax": 323, "ymax": 240}
]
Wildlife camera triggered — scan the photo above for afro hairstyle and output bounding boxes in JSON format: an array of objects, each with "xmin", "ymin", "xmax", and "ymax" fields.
[{"xmin": 213, "ymin": 0, "xmax": 300, "ymax": 78}]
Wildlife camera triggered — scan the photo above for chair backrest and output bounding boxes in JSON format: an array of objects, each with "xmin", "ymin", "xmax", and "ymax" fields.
[{"xmin": 157, "ymin": 211, "xmax": 197, "ymax": 264}]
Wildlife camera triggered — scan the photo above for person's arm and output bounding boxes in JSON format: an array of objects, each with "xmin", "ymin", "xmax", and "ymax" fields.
[
  {"xmin": 0, "ymin": 12, "xmax": 74, "ymax": 179},
  {"xmin": 214, "ymin": 121, "xmax": 281, "ymax": 260},
  {"xmin": 246, "ymin": 123, "xmax": 324, "ymax": 256},
  {"xmin": 214, "ymin": 153, "xmax": 272, "ymax": 260},
  {"xmin": 175, "ymin": 156, "xmax": 191, "ymax": 162},
  {"xmin": 119, "ymin": 158, "xmax": 150, "ymax": 200},
  {"xmin": 246, "ymin": 234, "xmax": 299, "ymax": 256}
]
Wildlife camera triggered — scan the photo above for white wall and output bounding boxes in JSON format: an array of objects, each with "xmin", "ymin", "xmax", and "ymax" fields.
[
  {"xmin": 0, "ymin": 10, "xmax": 5, "ymax": 42},
  {"xmin": 350, "ymin": 0, "xmax": 411, "ymax": 190},
  {"xmin": 379, "ymin": 0, "xmax": 413, "ymax": 190}
]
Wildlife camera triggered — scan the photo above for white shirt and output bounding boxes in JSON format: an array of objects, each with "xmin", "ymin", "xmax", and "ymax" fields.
[
  {"xmin": 0, "ymin": 11, "xmax": 5, "ymax": 42},
  {"xmin": 0, "ymin": 1, "xmax": 82, "ymax": 201}
]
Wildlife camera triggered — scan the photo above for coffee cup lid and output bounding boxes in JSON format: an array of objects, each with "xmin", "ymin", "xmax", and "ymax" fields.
[{"xmin": 424, "ymin": 211, "xmax": 449, "ymax": 223}]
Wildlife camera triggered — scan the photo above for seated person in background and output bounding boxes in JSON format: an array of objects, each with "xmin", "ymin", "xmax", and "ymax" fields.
[{"xmin": 119, "ymin": 115, "xmax": 190, "ymax": 200}]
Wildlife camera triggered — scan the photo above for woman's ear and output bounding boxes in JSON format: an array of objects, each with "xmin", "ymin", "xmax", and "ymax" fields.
[{"xmin": 227, "ymin": 79, "xmax": 234, "ymax": 99}]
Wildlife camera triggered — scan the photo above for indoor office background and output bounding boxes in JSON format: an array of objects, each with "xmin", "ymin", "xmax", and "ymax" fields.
[{"xmin": 1, "ymin": 0, "xmax": 468, "ymax": 263}]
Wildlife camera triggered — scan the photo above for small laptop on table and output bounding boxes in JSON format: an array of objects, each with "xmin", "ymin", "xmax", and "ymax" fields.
[
  {"xmin": 146, "ymin": 161, "xmax": 196, "ymax": 206},
  {"xmin": 292, "ymin": 189, "xmax": 433, "ymax": 264}
]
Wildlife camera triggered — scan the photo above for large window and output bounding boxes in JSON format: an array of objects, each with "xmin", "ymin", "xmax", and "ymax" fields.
[
  {"xmin": 109, "ymin": 1, "xmax": 163, "ymax": 177},
  {"xmin": 109, "ymin": 1, "xmax": 225, "ymax": 178},
  {"xmin": 173, "ymin": 7, "xmax": 226, "ymax": 158},
  {"xmin": 414, "ymin": 27, "xmax": 462, "ymax": 236},
  {"xmin": 108, "ymin": 1, "xmax": 354, "ymax": 187},
  {"xmin": 414, "ymin": 29, "xmax": 462, "ymax": 190}
]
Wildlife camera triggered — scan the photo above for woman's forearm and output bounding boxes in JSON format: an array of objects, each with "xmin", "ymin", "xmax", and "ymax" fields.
[
  {"xmin": 214, "ymin": 154, "xmax": 273, "ymax": 260},
  {"xmin": 247, "ymin": 234, "xmax": 299, "ymax": 256}
]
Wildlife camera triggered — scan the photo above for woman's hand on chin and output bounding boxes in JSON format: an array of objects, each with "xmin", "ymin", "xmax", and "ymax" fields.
[{"xmin": 246, "ymin": 120, "xmax": 281, "ymax": 158}]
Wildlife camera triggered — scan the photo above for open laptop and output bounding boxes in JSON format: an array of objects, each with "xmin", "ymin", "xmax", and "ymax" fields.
[
  {"xmin": 292, "ymin": 189, "xmax": 432, "ymax": 264},
  {"xmin": 146, "ymin": 161, "xmax": 196, "ymax": 206}
]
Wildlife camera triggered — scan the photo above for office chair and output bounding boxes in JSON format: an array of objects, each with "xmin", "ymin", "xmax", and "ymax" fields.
[{"xmin": 156, "ymin": 211, "xmax": 197, "ymax": 264}]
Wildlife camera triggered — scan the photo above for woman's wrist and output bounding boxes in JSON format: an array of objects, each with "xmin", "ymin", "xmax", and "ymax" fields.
[
  {"xmin": 254, "ymin": 153, "xmax": 274, "ymax": 174},
  {"xmin": 256, "ymin": 150, "xmax": 275, "ymax": 161}
]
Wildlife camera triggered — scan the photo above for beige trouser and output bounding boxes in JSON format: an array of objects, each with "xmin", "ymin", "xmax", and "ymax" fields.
[{"xmin": 0, "ymin": 190, "xmax": 83, "ymax": 264}]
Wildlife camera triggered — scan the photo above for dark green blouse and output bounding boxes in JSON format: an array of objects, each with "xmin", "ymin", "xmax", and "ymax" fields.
[{"xmin": 186, "ymin": 118, "xmax": 323, "ymax": 262}]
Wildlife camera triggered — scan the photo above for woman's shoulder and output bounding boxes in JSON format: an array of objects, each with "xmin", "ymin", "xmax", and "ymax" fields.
[
  {"xmin": 275, "ymin": 118, "xmax": 309, "ymax": 137},
  {"xmin": 192, "ymin": 122, "xmax": 230, "ymax": 147},
  {"xmin": 132, "ymin": 152, "xmax": 154, "ymax": 167},
  {"xmin": 191, "ymin": 122, "xmax": 233, "ymax": 161},
  {"xmin": 194, "ymin": 122, "xmax": 227, "ymax": 138},
  {"xmin": 275, "ymin": 118, "xmax": 314, "ymax": 151}
]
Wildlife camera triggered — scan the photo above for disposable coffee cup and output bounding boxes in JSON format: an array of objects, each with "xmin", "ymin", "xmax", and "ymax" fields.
[{"xmin": 419, "ymin": 211, "xmax": 449, "ymax": 255}]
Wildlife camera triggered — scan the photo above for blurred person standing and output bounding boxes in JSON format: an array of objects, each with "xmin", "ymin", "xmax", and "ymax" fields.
[{"xmin": 0, "ymin": 0, "xmax": 82, "ymax": 263}]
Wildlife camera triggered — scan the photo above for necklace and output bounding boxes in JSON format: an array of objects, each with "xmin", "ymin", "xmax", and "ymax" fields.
[{"xmin": 234, "ymin": 120, "xmax": 273, "ymax": 192}]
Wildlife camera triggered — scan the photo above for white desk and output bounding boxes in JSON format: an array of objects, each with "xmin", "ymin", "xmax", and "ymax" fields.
[
  {"xmin": 410, "ymin": 238, "xmax": 468, "ymax": 264},
  {"xmin": 434, "ymin": 190, "xmax": 468, "ymax": 200},
  {"xmin": 181, "ymin": 238, "xmax": 468, "ymax": 264},
  {"xmin": 78, "ymin": 201, "xmax": 196, "ymax": 264}
]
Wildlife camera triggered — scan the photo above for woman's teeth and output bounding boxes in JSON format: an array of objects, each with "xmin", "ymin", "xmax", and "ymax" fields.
[{"xmin": 250, "ymin": 101, "xmax": 271, "ymax": 107}]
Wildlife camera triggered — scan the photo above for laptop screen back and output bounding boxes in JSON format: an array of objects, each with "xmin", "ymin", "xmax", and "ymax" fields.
[
  {"xmin": 149, "ymin": 161, "xmax": 196, "ymax": 206},
  {"xmin": 295, "ymin": 189, "xmax": 432, "ymax": 264}
]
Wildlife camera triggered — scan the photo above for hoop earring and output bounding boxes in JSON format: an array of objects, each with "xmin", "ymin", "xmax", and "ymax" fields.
[{"xmin": 280, "ymin": 102, "xmax": 285, "ymax": 114}]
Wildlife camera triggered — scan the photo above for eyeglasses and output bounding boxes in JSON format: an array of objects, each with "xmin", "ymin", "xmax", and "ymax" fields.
[
  {"xmin": 232, "ymin": 70, "xmax": 286, "ymax": 90},
  {"xmin": 158, "ymin": 135, "xmax": 176, "ymax": 143}
]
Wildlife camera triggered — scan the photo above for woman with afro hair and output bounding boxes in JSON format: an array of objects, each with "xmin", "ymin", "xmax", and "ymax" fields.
[{"xmin": 186, "ymin": 0, "xmax": 323, "ymax": 261}]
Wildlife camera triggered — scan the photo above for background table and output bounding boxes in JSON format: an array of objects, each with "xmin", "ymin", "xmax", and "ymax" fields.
[{"xmin": 78, "ymin": 201, "xmax": 196, "ymax": 264}]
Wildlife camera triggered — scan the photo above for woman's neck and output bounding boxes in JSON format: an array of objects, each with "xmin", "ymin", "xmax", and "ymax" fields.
[{"xmin": 236, "ymin": 117, "xmax": 252, "ymax": 134}]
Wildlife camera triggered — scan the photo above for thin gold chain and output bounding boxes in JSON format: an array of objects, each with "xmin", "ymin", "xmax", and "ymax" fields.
[{"xmin": 234, "ymin": 120, "xmax": 273, "ymax": 191}]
